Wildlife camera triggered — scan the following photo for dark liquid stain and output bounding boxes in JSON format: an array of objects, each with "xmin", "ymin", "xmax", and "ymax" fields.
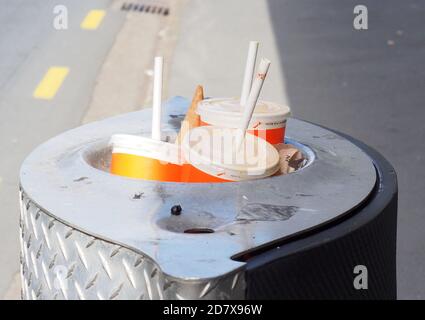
[
  {"xmin": 74, "ymin": 176, "xmax": 88, "ymax": 182},
  {"xmin": 237, "ymin": 203, "xmax": 298, "ymax": 221},
  {"xmin": 154, "ymin": 184, "xmax": 172, "ymax": 203},
  {"xmin": 132, "ymin": 192, "xmax": 144, "ymax": 200},
  {"xmin": 296, "ymin": 193, "xmax": 314, "ymax": 197}
]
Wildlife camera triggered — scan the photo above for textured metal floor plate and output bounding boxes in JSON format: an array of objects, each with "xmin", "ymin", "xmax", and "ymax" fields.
[{"xmin": 20, "ymin": 191, "xmax": 244, "ymax": 300}]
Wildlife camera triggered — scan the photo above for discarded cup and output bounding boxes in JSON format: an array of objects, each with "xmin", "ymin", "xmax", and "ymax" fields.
[
  {"xmin": 110, "ymin": 134, "xmax": 183, "ymax": 182},
  {"xmin": 182, "ymin": 126, "xmax": 280, "ymax": 182},
  {"xmin": 180, "ymin": 163, "xmax": 229, "ymax": 183},
  {"xmin": 110, "ymin": 134, "xmax": 229, "ymax": 183},
  {"xmin": 197, "ymin": 98, "xmax": 291, "ymax": 144}
]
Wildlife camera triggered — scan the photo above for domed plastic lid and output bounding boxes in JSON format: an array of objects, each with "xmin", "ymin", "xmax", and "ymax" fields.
[
  {"xmin": 110, "ymin": 134, "xmax": 182, "ymax": 165},
  {"xmin": 182, "ymin": 126, "xmax": 280, "ymax": 181},
  {"xmin": 197, "ymin": 98, "xmax": 291, "ymax": 129}
]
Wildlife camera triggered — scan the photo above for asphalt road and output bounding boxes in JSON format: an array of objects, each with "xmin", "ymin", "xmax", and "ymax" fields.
[
  {"xmin": 171, "ymin": 0, "xmax": 425, "ymax": 299},
  {"xmin": 169, "ymin": 0, "xmax": 289, "ymax": 106},
  {"xmin": 0, "ymin": 0, "xmax": 423, "ymax": 300},
  {"xmin": 267, "ymin": 0, "xmax": 425, "ymax": 299},
  {"xmin": 0, "ymin": 0, "xmax": 181, "ymax": 299},
  {"xmin": 0, "ymin": 0, "xmax": 124, "ymax": 297}
]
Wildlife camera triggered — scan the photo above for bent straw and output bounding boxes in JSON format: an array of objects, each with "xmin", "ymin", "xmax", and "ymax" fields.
[
  {"xmin": 175, "ymin": 85, "xmax": 204, "ymax": 145},
  {"xmin": 235, "ymin": 58, "xmax": 271, "ymax": 149},
  {"xmin": 240, "ymin": 41, "xmax": 259, "ymax": 107},
  {"xmin": 152, "ymin": 56, "xmax": 163, "ymax": 141}
]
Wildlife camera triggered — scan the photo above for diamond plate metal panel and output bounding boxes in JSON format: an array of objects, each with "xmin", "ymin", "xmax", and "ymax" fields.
[{"xmin": 19, "ymin": 191, "xmax": 245, "ymax": 300}]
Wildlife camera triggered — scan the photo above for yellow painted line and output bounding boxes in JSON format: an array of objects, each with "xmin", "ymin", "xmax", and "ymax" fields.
[
  {"xmin": 80, "ymin": 10, "xmax": 106, "ymax": 30},
  {"xmin": 33, "ymin": 67, "xmax": 69, "ymax": 100}
]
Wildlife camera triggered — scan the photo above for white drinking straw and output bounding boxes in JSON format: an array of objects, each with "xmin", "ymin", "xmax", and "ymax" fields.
[
  {"xmin": 240, "ymin": 41, "xmax": 259, "ymax": 107},
  {"xmin": 235, "ymin": 58, "xmax": 271, "ymax": 149},
  {"xmin": 152, "ymin": 56, "xmax": 163, "ymax": 141}
]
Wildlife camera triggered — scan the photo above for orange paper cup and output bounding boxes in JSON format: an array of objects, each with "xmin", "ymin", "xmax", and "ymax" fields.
[
  {"xmin": 110, "ymin": 134, "xmax": 228, "ymax": 183},
  {"xmin": 180, "ymin": 163, "xmax": 230, "ymax": 183},
  {"xmin": 110, "ymin": 134, "xmax": 183, "ymax": 182},
  {"xmin": 200, "ymin": 120, "xmax": 286, "ymax": 145},
  {"xmin": 182, "ymin": 126, "xmax": 280, "ymax": 182},
  {"xmin": 197, "ymin": 98, "xmax": 290, "ymax": 145}
]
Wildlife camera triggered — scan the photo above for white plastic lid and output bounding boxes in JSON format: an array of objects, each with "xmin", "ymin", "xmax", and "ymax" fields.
[
  {"xmin": 109, "ymin": 134, "xmax": 183, "ymax": 165},
  {"xmin": 182, "ymin": 126, "xmax": 280, "ymax": 181},
  {"xmin": 197, "ymin": 98, "xmax": 291, "ymax": 130}
]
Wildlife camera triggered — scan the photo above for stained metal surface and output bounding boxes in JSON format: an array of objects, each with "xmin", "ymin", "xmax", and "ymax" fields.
[
  {"xmin": 20, "ymin": 192, "xmax": 244, "ymax": 300},
  {"xmin": 19, "ymin": 96, "xmax": 376, "ymax": 280}
]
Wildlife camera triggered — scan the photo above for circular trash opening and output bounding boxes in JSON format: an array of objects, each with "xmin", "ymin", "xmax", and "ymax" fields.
[{"xmin": 82, "ymin": 137, "xmax": 315, "ymax": 182}]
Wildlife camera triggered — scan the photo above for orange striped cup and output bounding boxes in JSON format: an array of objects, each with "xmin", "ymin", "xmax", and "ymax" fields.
[
  {"xmin": 182, "ymin": 126, "xmax": 281, "ymax": 182},
  {"xmin": 110, "ymin": 134, "xmax": 229, "ymax": 183},
  {"xmin": 197, "ymin": 98, "xmax": 291, "ymax": 145}
]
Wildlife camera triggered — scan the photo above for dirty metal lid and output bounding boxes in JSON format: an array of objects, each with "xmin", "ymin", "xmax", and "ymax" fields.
[{"xmin": 20, "ymin": 96, "xmax": 376, "ymax": 280}]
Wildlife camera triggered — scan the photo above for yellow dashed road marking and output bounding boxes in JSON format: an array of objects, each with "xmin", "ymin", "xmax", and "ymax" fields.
[
  {"xmin": 33, "ymin": 67, "xmax": 69, "ymax": 100},
  {"xmin": 80, "ymin": 10, "xmax": 106, "ymax": 30}
]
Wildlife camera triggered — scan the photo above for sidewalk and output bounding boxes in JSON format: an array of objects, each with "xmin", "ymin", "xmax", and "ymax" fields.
[
  {"xmin": 1, "ymin": 0, "xmax": 186, "ymax": 299},
  {"xmin": 168, "ymin": 0, "xmax": 289, "ymax": 106},
  {"xmin": 170, "ymin": 0, "xmax": 425, "ymax": 299}
]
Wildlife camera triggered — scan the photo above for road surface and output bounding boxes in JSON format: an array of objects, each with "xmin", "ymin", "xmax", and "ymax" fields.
[
  {"xmin": 0, "ymin": 0, "xmax": 180, "ymax": 298},
  {"xmin": 0, "ymin": 0, "xmax": 423, "ymax": 299},
  {"xmin": 267, "ymin": 0, "xmax": 425, "ymax": 299},
  {"xmin": 169, "ymin": 0, "xmax": 425, "ymax": 299}
]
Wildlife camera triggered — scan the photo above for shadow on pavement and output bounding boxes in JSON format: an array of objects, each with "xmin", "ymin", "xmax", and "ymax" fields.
[{"xmin": 267, "ymin": 0, "xmax": 425, "ymax": 299}]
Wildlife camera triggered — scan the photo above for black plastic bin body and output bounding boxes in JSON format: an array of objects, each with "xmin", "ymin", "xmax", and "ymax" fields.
[{"xmin": 245, "ymin": 129, "xmax": 397, "ymax": 300}]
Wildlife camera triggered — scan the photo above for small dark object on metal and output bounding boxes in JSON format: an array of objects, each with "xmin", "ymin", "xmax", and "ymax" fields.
[
  {"xmin": 171, "ymin": 205, "xmax": 182, "ymax": 216},
  {"xmin": 132, "ymin": 192, "xmax": 144, "ymax": 200}
]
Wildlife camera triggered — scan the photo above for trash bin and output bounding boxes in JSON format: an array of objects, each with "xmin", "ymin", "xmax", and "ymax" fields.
[{"xmin": 19, "ymin": 96, "xmax": 397, "ymax": 300}]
